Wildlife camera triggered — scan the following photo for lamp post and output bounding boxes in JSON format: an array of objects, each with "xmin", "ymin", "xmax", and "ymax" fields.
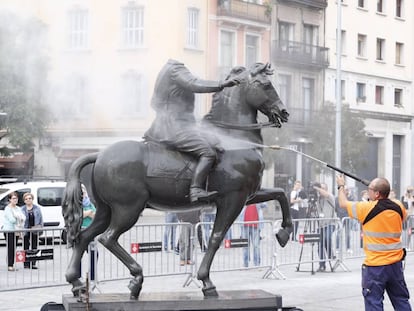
[{"xmin": 335, "ymin": 0, "xmax": 342, "ymax": 169}]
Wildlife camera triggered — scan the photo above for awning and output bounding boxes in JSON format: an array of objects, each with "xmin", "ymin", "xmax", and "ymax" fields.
[{"xmin": 0, "ymin": 152, "xmax": 34, "ymax": 169}]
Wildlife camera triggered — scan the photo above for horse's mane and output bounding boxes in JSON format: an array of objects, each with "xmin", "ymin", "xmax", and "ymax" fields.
[{"xmin": 205, "ymin": 62, "xmax": 274, "ymax": 120}]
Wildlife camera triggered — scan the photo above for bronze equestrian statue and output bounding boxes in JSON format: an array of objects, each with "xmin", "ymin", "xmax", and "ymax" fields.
[{"xmin": 62, "ymin": 62, "xmax": 293, "ymax": 299}]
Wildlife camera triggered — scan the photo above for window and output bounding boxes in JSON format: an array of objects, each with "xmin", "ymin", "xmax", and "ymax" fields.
[
  {"xmin": 376, "ymin": 38, "xmax": 385, "ymax": 61},
  {"xmin": 303, "ymin": 24, "xmax": 319, "ymax": 59},
  {"xmin": 121, "ymin": 72, "xmax": 145, "ymax": 115},
  {"xmin": 278, "ymin": 21, "xmax": 294, "ymax": 51},
  {"xmin": 245, "ymin": 34, "xmax": 259, "ymax": 67},
  {"xmin": 394, "ymin": 88, "xmax": 402, "ymax": 107},
  {"xmin": 356, "ymin": 82, "xmax": 366, "ymax": 102},
  {"xmin": 219, "ymin": 30, "xmax": 236, "ymax": 79},
  {"xmin": 278, "ymin": 74, "xmax": 291, "ymax": 107},
  {"xmin": 302, "ymin": 78, "xmax": 314, "ymax": 123},
  {"xmin": 38, "ymin": 187, "xmax": 64, "ymax": 207},
  {"xmin": 67, "ymin": 9, "xmax": 89, "ymax": 49},
  {"xmin": 395, "ymin": 42, "xmax": 403, "ymax": 64},
  {"xmin": 187, "ymin": 8, "xmax": 199, "ymax": 48},
  {"xmin": 357, "ymin": 34, "xmax": 367, "ymax": 57},
  {"xmin": 377, "ymin": 0, "xmax": 384, "ymax": 12},
  {"xmin": 375, "ymin": 85, "xmax": 384, "ymax": 105},
  {"xmin": 396, "ymin": 0, "xmax": 403, "ymax": 17},
  {"xmin": 358, "ymin": 0, "xmax": 365, "ymax": 8},
  {"xmin": 121, "ymin": 6, "xmax": 144, "ymax": 48}
]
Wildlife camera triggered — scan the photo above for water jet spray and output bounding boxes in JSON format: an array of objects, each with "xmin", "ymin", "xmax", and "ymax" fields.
[{"xmin": 268, "ymin": 145, "xmax": 370, "ymax": 186}]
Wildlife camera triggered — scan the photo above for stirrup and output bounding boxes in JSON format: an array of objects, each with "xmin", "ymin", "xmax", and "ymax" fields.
[{"xmin": 190, "ymin": 188, "xmax": 218, "ymax": 203}]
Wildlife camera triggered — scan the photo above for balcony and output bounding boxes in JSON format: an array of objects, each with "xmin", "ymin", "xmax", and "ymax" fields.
[
  {"xmin": 272, "ymin": 40, "xmax": 329, "ymax": 69},
  {"xmin": 277, "ymin": 0, "xmax": 327, "ymax": 9},
  {"xmin": 217, "ymin": 0, "xmax": 271, "ymax": 24}
]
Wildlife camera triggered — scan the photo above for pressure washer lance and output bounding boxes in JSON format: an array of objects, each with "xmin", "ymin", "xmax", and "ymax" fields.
[{"xmin": 268, "ymin": 145, "xmax": 370, "ymax": 187}]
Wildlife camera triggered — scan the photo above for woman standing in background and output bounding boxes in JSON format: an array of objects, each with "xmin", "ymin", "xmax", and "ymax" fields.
[
  {"xmin": 3, "ymin": 192, "xmax": 26, "ymax": 271},
  {"xmin": 21, "ymin": 192, "xmax": 43, "ymax": 269}
]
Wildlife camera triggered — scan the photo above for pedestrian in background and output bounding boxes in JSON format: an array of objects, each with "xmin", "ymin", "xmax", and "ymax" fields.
[
  {"xmin": 314, "ymin": 183, "xmax": 336, "ymax": 272},
  {"xmin": 3, "ymin": 192, "xmax": 26, "ymax": 271},
  {"xmin": 239, "ymin": 202, "xmax": 266, "ymax": 267},
  {"xmin": 79, "ymin": 184, "xmax": 97, "ymax": 281},
  {"xmin": 177, "ymin": 210, "xmax": 199, "ymax": 266},
  {"xmin": 21, "ymin": 192, "xmax": 43, "ymax": 269},
  {"xmin": 337, "ymin": 175, "xmax": 411, "ymax": 311},
  {"xmin": 401, "ymin": 186, "xmax": 414, "ymax": 210},
  {"xmin": 290, "ymin": 180, "xmax": 304, "ymax": 240},
  {"xmin": 163, "ymin": 212, "xmax": 178, "ymax": 252}
]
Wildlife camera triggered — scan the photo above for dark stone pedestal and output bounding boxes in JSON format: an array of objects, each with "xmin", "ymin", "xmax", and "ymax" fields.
[{"xmin": 62, "ymin": 290, "xmax": 283, "ymax": 311}]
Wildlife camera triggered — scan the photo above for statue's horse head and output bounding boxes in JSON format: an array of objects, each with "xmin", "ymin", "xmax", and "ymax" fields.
[
  {"xmin": 247, "ymin": 62, "xmax": 289, "ymax": 127},
  {"xmin": 206, "ymin": 63, "xmax": 289, "ymax": 133}
]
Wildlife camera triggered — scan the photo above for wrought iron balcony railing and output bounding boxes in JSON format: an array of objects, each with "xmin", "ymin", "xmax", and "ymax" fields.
[
  {"xmin": 278, "ymin": 0, "xmax": 327, "ymax": 9},
  {"xmin": 272, "ymin": 40, "xmax": 329, "ymax": 69},
  {"xmin": 217, "ymin": 0, "xmax": 271, "ymax": 24}
]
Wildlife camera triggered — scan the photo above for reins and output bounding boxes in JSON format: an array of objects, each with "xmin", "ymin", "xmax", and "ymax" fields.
[{"xmin": 205, "ymin": 119, "xmax": 277, "ymax": 131}]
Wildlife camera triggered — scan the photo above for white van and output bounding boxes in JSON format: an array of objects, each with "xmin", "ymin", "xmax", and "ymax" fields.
[{"xmin": 0, "ymin": 180, "xmax": 67, "ymax": 243}]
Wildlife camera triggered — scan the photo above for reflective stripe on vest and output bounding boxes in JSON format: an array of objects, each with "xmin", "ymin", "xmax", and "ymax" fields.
[
  {"xmin": 366, "ymin": 241, "xmax": 402, "ymax": 251},
  {"xmin": 364, "ymin": 231, "xmax": 401, "ymax": 238}
]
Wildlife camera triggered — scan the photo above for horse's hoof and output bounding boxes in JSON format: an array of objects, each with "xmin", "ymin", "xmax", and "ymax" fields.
[
  {"xmin": 71, "ymin": 284, "xmax": 86, "ymax": 297},
  {"xmin": 128, "ymin": 278, "xmax": 142, "ymax": 300},
  {"xmin": 202, "ymin": 286, "xmax": 218, "ymax": 297},
  {"xmin": 276, "ymin": 228, "xmax": 290, "ymax": 247}
]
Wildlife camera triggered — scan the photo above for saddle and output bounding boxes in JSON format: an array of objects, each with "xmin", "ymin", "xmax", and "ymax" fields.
[{"xmin": 146, "ymin": 142, "xmax": 196, "ymax": 180}]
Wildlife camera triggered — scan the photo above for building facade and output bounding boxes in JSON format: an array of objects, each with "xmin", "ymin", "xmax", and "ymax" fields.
[
  {"xmin": 325, "ymin": 0, "xmax": 413, "ymax": 196},
  {"xmin": 270, "ymin": 0, "xmax": 329, "ymax": 190},
  {"xmin": 0, "ymin": 0, "xmax": 413, "ymax": 195}
]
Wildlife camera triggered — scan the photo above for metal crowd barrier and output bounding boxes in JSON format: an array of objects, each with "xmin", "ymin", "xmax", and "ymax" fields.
[
  {"xmin": 271, "ymin": 218, "xmax": 347, "ymax": 278},
  {"xmin": 0, "ymin": 227, "xmax": 70, "ymax": 291},
  {"xmin": 2, "ymin": 214, "xmax": 412, "ymax": 291},
  {"xmin": 193, "ymin": 221, "xmax": 275, "ymax": 279}
]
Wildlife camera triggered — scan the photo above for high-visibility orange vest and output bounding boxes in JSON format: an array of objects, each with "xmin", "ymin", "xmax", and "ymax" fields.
[{"xmin": 345, "ymin": 198, "xmax": 406, "ymax": 266}]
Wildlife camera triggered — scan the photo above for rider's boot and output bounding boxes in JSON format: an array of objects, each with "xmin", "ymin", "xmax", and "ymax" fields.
[{"xmin": 190, "ymin": 156, "xmax": 218, "ymax": 203}]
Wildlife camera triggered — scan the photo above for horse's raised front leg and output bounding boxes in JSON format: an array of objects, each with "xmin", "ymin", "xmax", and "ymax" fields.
[
  {"xmin": 197, "ymin": 192, "xmax": 247, "ymax": 296},
  {"xmin": 246, "ymin": 187, "xmax": 293, "ymax": 247}
]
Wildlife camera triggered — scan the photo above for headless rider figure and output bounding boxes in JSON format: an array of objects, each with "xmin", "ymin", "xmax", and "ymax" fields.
[{"xmin": 144, "ymin": 59, "xmax": 239, "ymax": 203}]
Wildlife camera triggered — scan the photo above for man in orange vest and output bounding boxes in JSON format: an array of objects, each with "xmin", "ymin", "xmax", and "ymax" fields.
[{"xmin": 336, "ymin": 175, "xmax": 411, "ymax": 311}]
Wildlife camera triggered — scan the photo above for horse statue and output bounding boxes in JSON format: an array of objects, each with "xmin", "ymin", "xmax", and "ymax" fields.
[{"xmin": 62, "ymin": 62, "xmax": 293, "ymax": 299}]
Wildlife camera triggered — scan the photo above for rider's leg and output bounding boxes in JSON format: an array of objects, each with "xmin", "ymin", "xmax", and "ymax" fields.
[{"xmin": 190, "ymin": 156, "xmax": 218, "ymax": 202}]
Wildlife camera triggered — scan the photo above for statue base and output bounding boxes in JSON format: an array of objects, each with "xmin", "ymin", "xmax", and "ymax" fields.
[{"xmin": 62, "ymin": 290, "xmax": 283, "ymax": 311}]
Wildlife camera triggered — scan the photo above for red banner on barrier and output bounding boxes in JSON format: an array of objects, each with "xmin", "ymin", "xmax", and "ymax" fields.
[
  {"xmin": 16, "ymin": 250, "xmax": 26, "ymax": 263},
  {"xmin": 131, "ymin": 243, "xmax": 139, "ymax": 254}
]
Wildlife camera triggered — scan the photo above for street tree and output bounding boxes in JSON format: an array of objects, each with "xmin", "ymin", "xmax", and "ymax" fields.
[
  {"xmin": 307, "ymin": 103, "xmax": 369, "ymax": 175},
  {"xmin": 0, "ymin": 11, "xmax": 50, "ymax": 154}
]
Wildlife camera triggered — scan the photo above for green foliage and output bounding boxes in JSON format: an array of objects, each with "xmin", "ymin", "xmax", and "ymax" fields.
[
  {"xmin": 307, "ymin": 103, "xmax": 369, "ymax": 175},
  {"xmin": 0, "ymin": 11, "xmax": 50, "ymax": 153}
]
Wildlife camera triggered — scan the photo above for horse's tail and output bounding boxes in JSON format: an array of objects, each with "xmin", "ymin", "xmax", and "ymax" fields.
[{"xmin": 62, "ymin": 152, "xmax": 99, "ymax": 247}]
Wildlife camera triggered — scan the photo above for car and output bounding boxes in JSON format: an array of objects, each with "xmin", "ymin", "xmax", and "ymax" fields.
[{"xmin": 0, "ymin": 180, "xmax": 67, "ymax": 244}]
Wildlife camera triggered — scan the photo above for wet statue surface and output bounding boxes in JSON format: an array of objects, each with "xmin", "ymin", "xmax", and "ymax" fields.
[{"xmin": 62, "ymin": 60, "xmax": 294, "ymax": 299}]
